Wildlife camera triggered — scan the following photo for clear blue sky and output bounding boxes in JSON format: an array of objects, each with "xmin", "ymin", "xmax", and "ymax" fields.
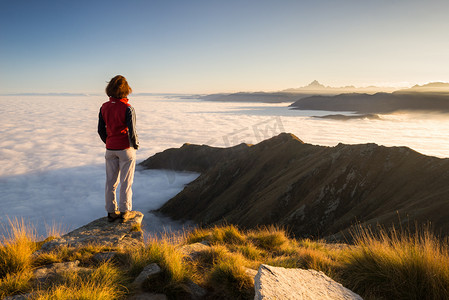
[{"xmin": 1, "ymin": 0, "xmax": 448, "ymax": 93}]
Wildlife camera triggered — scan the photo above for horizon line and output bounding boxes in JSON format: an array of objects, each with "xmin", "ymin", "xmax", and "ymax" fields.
[{"xmin": 2, "ymin": 80, "xmax": 449, "ymax": 96}]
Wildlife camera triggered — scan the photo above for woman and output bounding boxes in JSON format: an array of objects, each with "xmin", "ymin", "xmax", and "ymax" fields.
[{"xmin": 98, "ymin": 75, "xmax": 139, "ymax": 223}]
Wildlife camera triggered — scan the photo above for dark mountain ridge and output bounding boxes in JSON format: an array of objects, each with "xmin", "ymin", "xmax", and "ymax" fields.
[
  {"xmin": 140, "ymin": 133, "xmax": 449, "ymax": 240},
  {"xmin": 200, "ymin": 80, "xmax": 398, "ymax": 103},
  {"xmin": 200, "ymin": 92, "xmax": 303, "ymax": 103},
  {"xmin": 290, "ymin": 91, "xmax": 449, "ymax": 114}
]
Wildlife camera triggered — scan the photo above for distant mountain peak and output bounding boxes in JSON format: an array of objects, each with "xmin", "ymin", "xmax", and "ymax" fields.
[
  {"xmin": 412, "ymin": 82, "xmax": 449, "ymax": 89},
  {"xmin": 304, "ymin": 80, "xmax": 326, "ymax": 89},
  {"xmin": 400, "ymin": 81, "xmax": 449, "ymax": 93}
]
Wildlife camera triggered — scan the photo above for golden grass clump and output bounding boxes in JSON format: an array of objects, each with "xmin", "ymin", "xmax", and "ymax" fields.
[
  {"xmin": 0, "ymin": 219, "xmax": 37, "ymax": 279},
  {"xmin": 342, "ymin": 226, "xmax": 449, "ymax": 299},
  {"xmin": 208, "ymin": 250, "xmax": 255, "ymax": 299},
  {"xmin": 185, "ymin": 225, "xmax": 246, "ymax": 246},
  {"xmin": 195, "ymin": 244, "xmax": 230, "ymax": 267},
  {"xmin": 185, "ymin": 227, "xmax": 211, "ymax": 244},
  {"xmin": 247, "ymin": 225, "xmax": 290, "ymax": 252},
  {"xmin": 32, "ymin": 244, "xmax": 116, "ymax": 269},
  {"xmin": 146, "ymin": 238, "xmax": 186, "ymax": 283},
  {"xmin": 124, "ymin": 235, "xmax": 191, "ymax": 297},
  {"xmin": 211, "ymin": 225, "xmax": 246, "ymax": 245},
  {"xmin": 0, "ymin": 270, "xmax": 32, "ymax": 299},
  {"xmin": 33, "ymin": 262, "xmax": 126, "ymax": 300},
  {"xmin": 267, "ymin": 246, "xmax": 340, "ymax": 276},
  {"xmin": 32, "ymin": 251, "xmax": 62, "ymax": 267},
  {"xmin": 234, "ymin": 243, "xmax": 264, "ymax": 261}
]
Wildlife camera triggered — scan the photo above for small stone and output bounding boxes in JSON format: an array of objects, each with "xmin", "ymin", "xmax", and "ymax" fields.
[
  {"xmin": 92, "ymin": 251, "xmax": 117, "ymax": 262},
  {"xmin": 186, "ymin": 279, "xmax": 207, "ymax": 299},
  {"xmin": 3, "ymin": 294, "xmax": 31, "ymax": 300},
  {"xmin": 133, "ymin": 263, "xmax": 162, "ymax": 287},
  {"xmin": 180, "ymin": 242, "xmax": 210, "ymax": 260},
  {"xmin": 126, "ymin": 292, "xmax": 168, "ymax": 300}
]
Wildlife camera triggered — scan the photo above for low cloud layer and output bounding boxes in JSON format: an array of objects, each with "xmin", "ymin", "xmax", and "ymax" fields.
[{"xmin": 1, "ymin": 95, "xmax": 448, "ymax": 237}]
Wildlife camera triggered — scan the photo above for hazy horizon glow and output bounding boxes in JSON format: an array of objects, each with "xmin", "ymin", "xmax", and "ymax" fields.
[{"xmin": 1, "ymin": 0, "xmax": 448, "ymax": 94}]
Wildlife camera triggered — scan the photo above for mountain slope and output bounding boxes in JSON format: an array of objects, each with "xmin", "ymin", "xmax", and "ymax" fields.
[
  {"xmin": 140, "ymin": 133, "xmax": 449, "ymax": 239},
  {"xmin": 289, "ymin": 92, "xmax": 449, "ymax": 114},
  {"xmin": 200, "ymin": 81, "xmax": 397, "ymax": 103}
]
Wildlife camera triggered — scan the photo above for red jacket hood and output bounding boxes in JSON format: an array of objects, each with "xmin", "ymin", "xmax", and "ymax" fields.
[{"xmin": 109, "ymin": 97, "xmax": 129, "ymax": 104}]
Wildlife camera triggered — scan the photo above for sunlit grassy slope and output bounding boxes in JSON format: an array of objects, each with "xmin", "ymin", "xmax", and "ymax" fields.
[{"xmin": 1, "ymin": 220, "xmax": 449, "ymax": 299}]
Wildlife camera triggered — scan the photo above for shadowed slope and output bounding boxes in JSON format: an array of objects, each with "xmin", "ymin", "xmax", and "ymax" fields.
[
  {"xmin": 140, "ymin": 133, "xmax": 449, "ymax": 239},
  {"xmin": 290, "ymin": 92, "xmax": 449, "ymax": 114}
]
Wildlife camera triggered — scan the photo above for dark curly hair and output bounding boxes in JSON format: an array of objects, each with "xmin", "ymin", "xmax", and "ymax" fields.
[{"xmin": 105, "ymin": 75, "xmax": 132, "ymax": 99}]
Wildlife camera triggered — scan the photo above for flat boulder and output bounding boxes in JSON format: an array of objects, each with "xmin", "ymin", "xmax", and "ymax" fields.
[
  {"xmin": 33, "ymin": 260, "xmax": 91, "ymax": 284},
  {"xmin": 179, "ymin": 242, "xmax": 210, "ymax": 260},
  {"xmin": 254, "ymin": 264, "xmax": 362, "ymax": 300},
  {"xmin": 133, "ymin": 263, "xmax": 162, "ymax": 287},
  {"xmin": 40, "ymin": 211, "xmax": 144, "ymax": 251}
]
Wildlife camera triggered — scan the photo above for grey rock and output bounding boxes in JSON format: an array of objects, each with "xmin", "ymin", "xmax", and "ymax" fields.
[
  {"xmin": 186, "ymin": 279, "xmax": 207, "ymax": 299},
  {"xmin": 40, "ymin": 211, "xmax": 144, "ymax": 251},
  {"xmin": 33, "ymin": 260, "xmax": 91, "ymax": 284},
  {"xmin": 133, "ymin": 263, "xmax": 162, "ymax": 287},
  {"xmin": 254, "ymin": 264, "xmax": 363, "ymax": 300},
  {"xmin": 92, "ymin": 251, "xmax": 117, "ymax": 262},
  {"xmin": 180, "ymin": 242, "xmax": 210, "ymax": 260},
  {"xmin": 3, "ymin": 294, "xmax": 31, "ymax": 300},
  {"xmin": 126, "ymin": 293, "xmax": 168, "ymax": 300}
]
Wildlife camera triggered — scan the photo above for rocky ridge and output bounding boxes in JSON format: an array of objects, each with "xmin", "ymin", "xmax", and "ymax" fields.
[
  {"xmin": 140, "ymin": 133, "xmax": 449, "ymax": 240},
  {"xmin": 40, "ymin": 210, "xmax": 144, "ymax": 251}
]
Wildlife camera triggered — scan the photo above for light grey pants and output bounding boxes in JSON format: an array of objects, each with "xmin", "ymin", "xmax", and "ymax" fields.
[{"xmin": 105, "ymin": 148, "xmax": 136, "ymax": 213}]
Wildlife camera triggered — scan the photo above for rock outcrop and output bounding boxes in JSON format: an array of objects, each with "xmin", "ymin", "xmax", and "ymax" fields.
[
  {"xmin": 140, "ymin": 142, "xmax": 251, "ymax": 173},
  {"xmin": 254, "ymin": 264, "xmax": 362, "ymax": 300},
  {"xmin": 33, "ymin": 260, "xmax": 91, "ymax": 284},
  {"xmin": 141, "ymin": 133, "xmax": 449, "ymax": 239},
  {"xmin": 40, "ymin": 211, "xmax": 144, "ymax": 251},
  {"xmin": 132, "ymin": 263, "xmax": 162, "ymax": 287}
]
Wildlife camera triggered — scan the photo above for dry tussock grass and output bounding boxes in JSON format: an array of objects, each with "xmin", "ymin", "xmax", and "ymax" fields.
[{"xmin": 2, "ymin": 218, "xmax": 449, "ymax": 300}]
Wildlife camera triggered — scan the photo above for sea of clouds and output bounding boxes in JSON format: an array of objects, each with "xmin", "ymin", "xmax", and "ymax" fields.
[{"xmin": 1, "ymin": 94, "xmax": 449, "ymax": 238}]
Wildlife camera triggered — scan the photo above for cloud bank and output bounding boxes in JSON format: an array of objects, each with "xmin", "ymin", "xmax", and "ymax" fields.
[{"xmin": 1, "ymin": 94, "xmax": 448, "ymax": 237}]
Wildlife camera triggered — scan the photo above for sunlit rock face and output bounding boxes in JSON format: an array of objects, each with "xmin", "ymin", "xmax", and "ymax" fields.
[
  {"xmin": 40, "ymin": 211, "xmax": 144, "ymax": 251},
  {"xmin": 254, "ymin": 264, "xmax": 363, "ymax": 300}
]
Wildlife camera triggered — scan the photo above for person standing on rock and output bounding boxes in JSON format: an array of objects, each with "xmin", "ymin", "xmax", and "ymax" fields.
[{"xmin": 98, "ymin": 75, "xmax": 139, "ymax": 223}]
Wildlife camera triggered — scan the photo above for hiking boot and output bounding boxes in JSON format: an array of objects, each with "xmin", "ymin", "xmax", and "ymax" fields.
[
  {"xmin": 120, "ymin": 211, "xmax": 131, "ymax": 223},
  {"xmin": 107, "ymin": 212, "xmax": 120, "ymax": 222}
]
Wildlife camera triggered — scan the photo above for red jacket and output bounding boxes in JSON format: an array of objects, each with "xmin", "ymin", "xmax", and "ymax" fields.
[{"xmin": 98, "ymin": 97, "xmax": 139, "ymax": 150}]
